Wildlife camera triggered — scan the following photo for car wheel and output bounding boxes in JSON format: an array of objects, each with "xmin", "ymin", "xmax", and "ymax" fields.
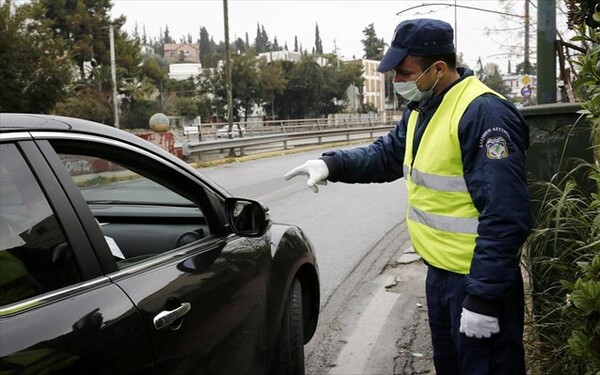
[{"xmin": 272, "ymin": 278, "xmax": 304, "ymax": 375}]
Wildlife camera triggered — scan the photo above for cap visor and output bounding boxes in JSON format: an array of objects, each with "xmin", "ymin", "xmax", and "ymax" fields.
[{"xmin": 377, "ymin": 47, "xmax": 408, "ymax": 73}]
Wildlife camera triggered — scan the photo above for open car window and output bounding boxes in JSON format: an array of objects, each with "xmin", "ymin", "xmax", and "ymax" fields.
[{"xmin": 49, "ymin": 141, "xmax": 214, "ymax": 270}]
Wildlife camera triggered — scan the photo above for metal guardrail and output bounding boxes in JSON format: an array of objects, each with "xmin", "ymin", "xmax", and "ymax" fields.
[{"xmin": 182, "ymin": 120, "xmax": 395, "ymax": 160}]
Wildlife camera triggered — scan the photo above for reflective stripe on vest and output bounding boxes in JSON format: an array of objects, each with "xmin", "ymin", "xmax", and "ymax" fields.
[
  {"xmin": 404, "ymin": 166, "xmax": 469, "ymax": 192},
  {"xmin": 408, "ymin": 206, "xmax": 478, "ymax": 234}
]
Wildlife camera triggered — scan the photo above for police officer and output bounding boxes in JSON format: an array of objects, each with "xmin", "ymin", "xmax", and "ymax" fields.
[{"xmin": 284, "ymin": 18, "xmax": 531, "ymax": 375}]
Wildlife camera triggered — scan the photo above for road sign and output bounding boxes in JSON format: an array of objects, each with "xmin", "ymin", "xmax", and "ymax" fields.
[{"xmin": 521, "ymin": 85, "xmax": 532, "ymax": 98}]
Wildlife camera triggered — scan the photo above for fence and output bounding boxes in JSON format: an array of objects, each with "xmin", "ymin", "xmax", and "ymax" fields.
[{"xmin": 181, "ymin": 115, "xmax": 397, "ymax": 160}]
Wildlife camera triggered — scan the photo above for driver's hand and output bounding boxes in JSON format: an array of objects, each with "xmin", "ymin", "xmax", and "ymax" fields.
[{"xmin": 284, "ymin": 159, "xmax": 329, "ymax": 193}]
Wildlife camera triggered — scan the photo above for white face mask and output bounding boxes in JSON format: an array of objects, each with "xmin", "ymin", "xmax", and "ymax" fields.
[{"xmin": 393, "ymin": 65, "xmax": 439, "ymax": 102}]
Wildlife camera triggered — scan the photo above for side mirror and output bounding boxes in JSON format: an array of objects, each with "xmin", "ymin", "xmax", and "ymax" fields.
[{"xmin": 224, "ymin": 198, "xmax": 270, "ymax": 237}]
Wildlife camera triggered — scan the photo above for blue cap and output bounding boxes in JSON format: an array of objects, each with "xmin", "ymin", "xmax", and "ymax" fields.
[{"xmin": 377, "ymin": 19, "xmax": 455, "ymax": 73}]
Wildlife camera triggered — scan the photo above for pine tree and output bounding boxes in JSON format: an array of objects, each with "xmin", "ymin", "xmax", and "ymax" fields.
[
  {"xmin": 361, "ymin": 23, "xmax": 385, "ymax": 60},
  {"xmin": 294, "ymin": 36, "xmax": 298, "ymax": 52},
  {"xmin": 260, "ymin": 25, "xmax": 271, "ymax": 51},
  {"xmin": 254, "ymin": 23, "xmax": 263, "ymax": 53},
  {"xmin": 199, "ymin": 27, "xmax": 212, "ymax": 67},
  {"xmin": 314, "ymin": 23, "xmax": 323, "ymax": 54},
  {"xmin": 39, "ymin": 0, "xmax": 116, "ymax": 79},
  {"xmin": 142, "ymin": 25, "xmax": 148, "ymax": 45},
  {"xmin": 163, "ymin": 25, "xmax": 175, "ymax": 44}
]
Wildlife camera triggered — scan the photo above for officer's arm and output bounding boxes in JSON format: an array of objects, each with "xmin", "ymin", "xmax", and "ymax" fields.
[
  {"xmin": 459, "ymin": 96, "xmax": 531, "ymax": 316},
  {"xmin": 320, "ymin": 110, "xmax": 409, "ymax": 183}
]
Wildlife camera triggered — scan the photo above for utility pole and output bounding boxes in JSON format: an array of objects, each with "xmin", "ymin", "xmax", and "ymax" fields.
[
  {"xmin": 524, "ymin": 0, "xmax": 530, "ymax": 74},
  {"xmin": 537, "ymin": 0, "xmax": 557, "ymax": 104},
  {"xmin": 223, "ymin": 0, "xmax": 235, "ymax": 156},
  {"xmin": 109, "ymin": 24, "xmax": 120, "ymax": 128},
  {"xmin": 223, "ymin": 0, "xmax": 233, "ymax": 134}
]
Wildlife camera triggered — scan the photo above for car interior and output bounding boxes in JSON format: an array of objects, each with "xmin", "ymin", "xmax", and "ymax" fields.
[{"xmin": 51, "ymin": 141, "xmax": 214, "ymax": 269}]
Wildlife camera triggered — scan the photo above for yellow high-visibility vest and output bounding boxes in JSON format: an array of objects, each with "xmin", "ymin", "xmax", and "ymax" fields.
[{"xmin": 404, "ymin": 76, "xmax": 502, "ymax": 274}]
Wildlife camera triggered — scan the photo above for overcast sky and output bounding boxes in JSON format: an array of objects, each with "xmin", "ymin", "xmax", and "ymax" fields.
[{"xmin": 110, "ymin": 0, "xmax": 569, "ymax": 72}]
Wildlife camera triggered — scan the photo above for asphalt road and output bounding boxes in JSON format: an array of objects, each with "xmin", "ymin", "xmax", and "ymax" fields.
[{"xmin": 200, "ymin": 147, "xmax": 434, "ymax": 374}]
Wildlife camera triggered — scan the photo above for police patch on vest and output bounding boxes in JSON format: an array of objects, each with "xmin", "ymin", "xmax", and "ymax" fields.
[{"xmin": 485, "ymin": 136, "xmax": 509, "ymax": 159}]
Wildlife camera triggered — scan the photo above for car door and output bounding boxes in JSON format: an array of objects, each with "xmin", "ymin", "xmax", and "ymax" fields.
[
  {"xmin": 0, "ymin": 138, "xmax": 154, "ymax": 374},
  {"xmin": 37, "ymin": 132, "xmax": 271, "ymax": 374}
]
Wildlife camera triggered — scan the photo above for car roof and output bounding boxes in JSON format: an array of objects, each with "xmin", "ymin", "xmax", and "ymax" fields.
[
  {"xmin": 0, "ymin": 113, "xmax": 175, "ymax": 153},
  {"xmin": 1, "ymin": 113, "xmax": 135, "ymax": 139},
  {"xmin": 0, "ymin": 113, "xmax": 229, "ymax": 195}
]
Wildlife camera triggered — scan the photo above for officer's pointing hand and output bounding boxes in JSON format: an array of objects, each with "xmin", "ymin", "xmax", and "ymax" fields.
[{"xmin": 284, "ymin": 159, "xmax": 329, "ymax": 193}]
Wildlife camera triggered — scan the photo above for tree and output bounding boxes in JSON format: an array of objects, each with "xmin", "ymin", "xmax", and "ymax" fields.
[
  {"xmin": 294, "ymin": 36, "xmax": 298, "ymax": 52},
  {"xmin": 53, "ymin": 86, "xmax": 113, "ymax": 124},
  {"xmin": 361, "ymin": 23, "xmax": 385, "ymax": 60},
  {"xmin": 199, "ymin": 26, "xmax": 212, "ymax": 67},
  {"xmin": 257, "ymin": 58, "xmax": 287, "ymax": 118},
  {"xmin": 254, "ymin": 23, "xmax": 272, "ymax": 53},
  {"xmin": 162, "ymin": 25, "xmax": 175, "ymax": 44},
  {"xmin": 479, "ymin": 63, "xmax": 512, "ymax": 97},
  {"xmin": 315, "ymin": 23, "xmax": 323, "ymax": 54},
  {"xmin": 0, "ymin": 0, "xmax": 73, "ymax": 113},
  {"xmin": 39, "ymin": 0, "xmax": 117, "ymax": 80},
  {"xmin": 516, "ymin": 61, "xmax": 537, "ymax": 75},
  {"xmin": 235, "ymin": 37, "xmax": 246, "ymax": 53},
  {"xmin": 198, "ymin": 67, "xmax": 227, "ymax": 120},
  {"xmin": 231, "ymin": 52, "xmax": 260, "ymax": 121}
]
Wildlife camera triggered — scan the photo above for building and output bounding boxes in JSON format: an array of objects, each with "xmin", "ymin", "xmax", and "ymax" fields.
[
  {"xmin": 168, "ymin": 63, "xmax": 203, "ymax": 80},
  {"xmin": 256, "ymin": 50, "xmax": 328, "ymax": 67},
  {"xmin": 140, "ymin": 45, "xmax": 155, "ymax": 56},
  {"xmin": 163, "ymin": 43, "xmax": 200, "ymax": 63},
  {"xmin": 257, "ymin": 50, "xmax": 301, "ymax": 63},
  {"xmin": 502, "ymin": 73, "xmax": 537, "ymax": 104},
  {"xmin": 345, "ymin": 59, "xmax": 386, "ymax": 113}
]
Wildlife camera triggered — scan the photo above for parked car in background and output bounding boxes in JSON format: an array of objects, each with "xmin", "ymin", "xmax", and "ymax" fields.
[
  {"xmin": 216, "ymin": 124, "xmax": 246, "ymax": 139},
  {"xmin": 0, "ymin": 114, "xmax": 319, "ymax": 374}
]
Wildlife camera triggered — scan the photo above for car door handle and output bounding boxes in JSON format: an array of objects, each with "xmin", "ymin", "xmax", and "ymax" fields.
[{"xmin": 153, "ymin": 302, "xmax": 191, "ymax": 330}]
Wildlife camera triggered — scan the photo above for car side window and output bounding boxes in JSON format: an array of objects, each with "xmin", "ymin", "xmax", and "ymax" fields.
[
  {"xmin": 0, "ymin": 144, "xmax": 82, "ymax": 307},
  {"xmin": 53, "ymin": 145, "xmax": 212, "ymax": 270}
]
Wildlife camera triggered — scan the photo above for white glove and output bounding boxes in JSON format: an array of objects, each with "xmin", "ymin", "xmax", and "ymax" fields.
[
  {"xmin": 284, "ymin": 159, "xmax": 329, "ymax": 193},
  {"xmin": 459, "ymin": 308, "xmax": 500, "ymax": 338}
]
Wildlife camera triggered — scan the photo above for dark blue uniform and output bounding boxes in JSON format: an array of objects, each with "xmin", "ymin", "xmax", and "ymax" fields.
[{"xmin": 321, "ymin": 69, "xmax": 531, "ymax": 374}]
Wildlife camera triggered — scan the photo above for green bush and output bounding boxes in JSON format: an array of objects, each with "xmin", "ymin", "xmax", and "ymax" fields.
[
  {"xmin": 524, "ymin": 160, "xmax": 599, "ymax": 374},
  {"xmin": 524, "ymin": 3, "xmax": 599, "ymax": 373}
]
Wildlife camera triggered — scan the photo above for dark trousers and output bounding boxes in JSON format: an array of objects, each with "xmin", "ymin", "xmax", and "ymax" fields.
[{"xmin": 425, "ymin": 265, "xmax": 526, "ymax": 375}]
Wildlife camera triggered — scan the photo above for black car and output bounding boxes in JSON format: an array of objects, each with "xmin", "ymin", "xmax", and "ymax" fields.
[{"xmin": 0, "ymin": 114, "xmax": 319, "ymax": 374}]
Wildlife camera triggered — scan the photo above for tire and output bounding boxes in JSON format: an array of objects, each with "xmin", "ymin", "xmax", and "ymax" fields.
[{"xmin": 272, "ymin": 278, "xmax": 305, "ymax": 375}]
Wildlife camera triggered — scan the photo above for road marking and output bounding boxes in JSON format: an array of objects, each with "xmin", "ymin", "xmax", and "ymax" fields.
[{"xmin": 329, "ymin": 277, "xmax": 400, "ymax": 375}]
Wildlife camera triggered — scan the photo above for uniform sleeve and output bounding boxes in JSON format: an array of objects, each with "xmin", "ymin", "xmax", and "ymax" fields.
[
  {"xmin": 320, "ymin": 110, "xmax": 409, "ymax": 184},
  {"xmin": 459, "ymin": 95, "xmax": 531, "ymax": 316}
]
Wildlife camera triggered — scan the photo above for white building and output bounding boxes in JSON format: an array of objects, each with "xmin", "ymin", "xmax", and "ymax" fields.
[
  {"xmin": 344, "ymin": 59, "xmax": 386, "ymax": 113},
  {"xmin": 257, "ymin": 50, "xmax": 328, "ymax": 67},
  {"xmin": 502, "ymin": 73, "xmax": 537, "ymax": 103},
  {"xmin": 169, "ymin": 63, "xmax": 203, "ymax": 81}
]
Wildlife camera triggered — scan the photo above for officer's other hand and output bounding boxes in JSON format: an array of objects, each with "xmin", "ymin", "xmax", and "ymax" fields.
[
  {"xmin": 459, "ymin": 308, "xmax": 500, "ymax": 339},
  {"xmin": 283, "ymin": 159, "xmax": 329, "ymax": 193}
]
